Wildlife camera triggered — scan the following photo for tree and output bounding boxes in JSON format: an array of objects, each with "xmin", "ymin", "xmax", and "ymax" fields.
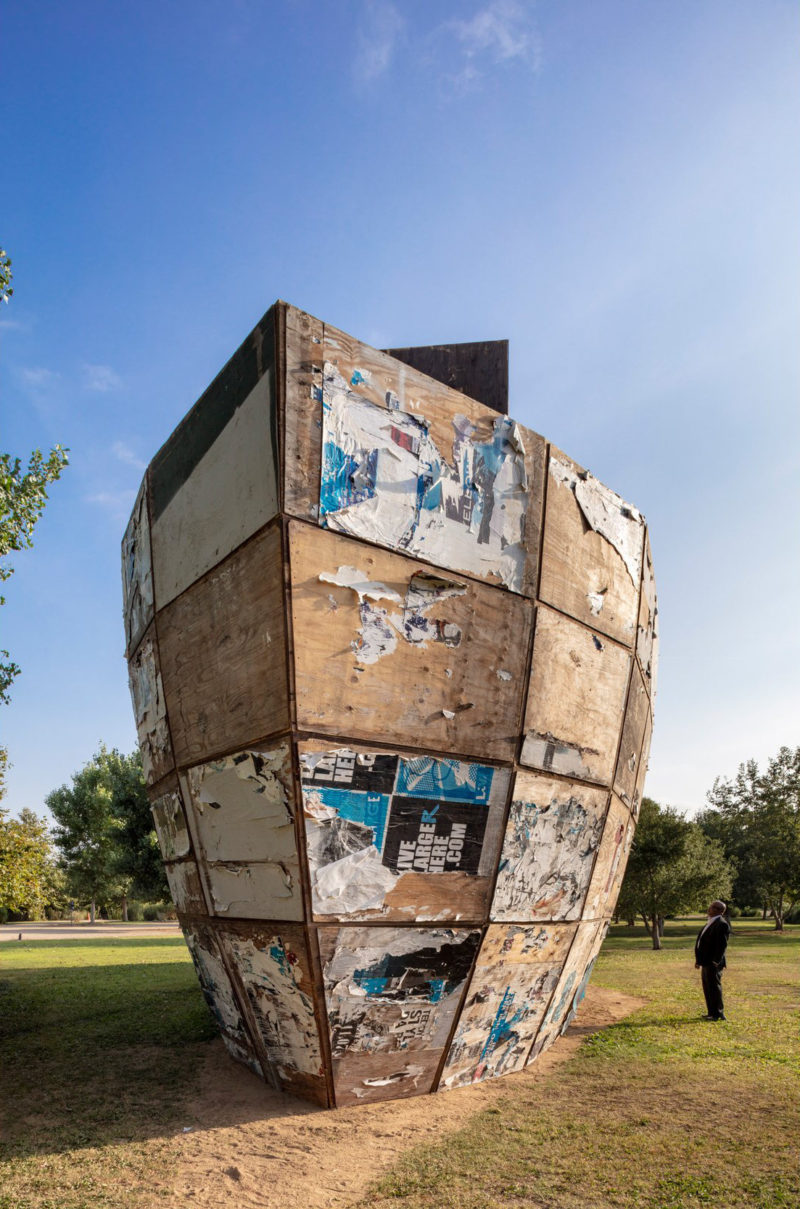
[
  {"xmin": 47, "ymin": 746, "xmax": 166, "ymax": 921},
  {"xmin": 0, "ymin": 806, "xmax": 62, "ymax": 918},
  {"xmin": 106, "ymin": 748, "xmax": 168, "ymax": 906},
  {"xmin": 1, "ymin": 445, "xmax": 69, "ymax": 704},
  {"xmin": 47, "ymin": 747, "xmax": 126, "ymax": 922},
  {"xmin": 617, "ymin": 798, "xmax": 733, "ymax": 949},
  {"xmin": 704, "ymin": 746, "xmax": 800, "ymax": 930}
]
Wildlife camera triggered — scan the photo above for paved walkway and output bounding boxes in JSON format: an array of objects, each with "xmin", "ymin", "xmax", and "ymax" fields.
[{"xmin": 0, "ymin": 921, "xmax": 182, "ymax": 942}]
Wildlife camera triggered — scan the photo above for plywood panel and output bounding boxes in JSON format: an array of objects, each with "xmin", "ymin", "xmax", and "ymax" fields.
[
  {"xmin": 165, "ymin": 856, "xmax": 207, "ymax": 915},
  {"xmin": 318, "ymin": 324, "xmax": 546, "ymax": 596},
  {"xmin": 127, "ymin": 624, "xmax": 174, "ymax": 786},
  {"xmin": 614, "ymin": 662, "xmax": 650, "ymax": 812},
  {"xmin": 151, "ymin": 372, "xmax": 278, "ymax": 610},
  {"xmin": 319, "ymin": 925, "xmax": 481, "ymax": 1106},
  {"xmin": 290, "ymin": 524, "xmax": 532, "ymax": 761},
  {"xmin": 539, "ymin": 451, "xmax": 644, "ymax": 646},
  {"xmin": 385, "ymin": 339, "xmax": 509, "ymax": 416},
  {"xmin": 440, "ymin": 923, "xmax": 575, "ymax": 1088},
  {"xmin": 636, "ymin": 531, "xmax": 659, "ymax": 699},
  {"xmin": 527, "ymin": 919, "xmax": 608, "ymax": 1062},
  {"xmin": 217, "ymin": 923, "xmax": 327, "ymax": 1105},
  {"xmin": 158, "ymin": 524, "xmax": 289, "ymax": 767},
  {"xmin": 282, "ymin": 304, "xmax": 325, "ymax": 521},
  {"xmin": 121, "ymin": 479, "xmax": 154, "ymax": 657},
  {"xmin": 521, "ymin": 606, "xmax": 630, "ymax": 786},
  {"xmin": 151, "ymin": 786, "xmax": 191, "ymax": 861},
  {"xmin": 299, "ymin": 742, "xmax": 510, "ymax": 922},
  {"xmin": 183, "ymin": 921, "xmax": 251, "ymax": 1041},
  {"xmin": 583, "ymin": 794, "xmax": 633, "ymax": 920},
  {"xmin": 632, "ymin": 709, "xmax": 653, "ymax": 821},
  {"xmin": 180, "ymin": 743, "xmax": 302, "ymax": 921},
  {"xmin": 490, "ymin": 773, "xmax": 609, "ymax": 923}
]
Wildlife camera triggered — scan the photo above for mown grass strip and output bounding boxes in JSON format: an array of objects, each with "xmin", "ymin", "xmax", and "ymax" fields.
[{"xmin": 0, "ymin": 938, "xmax": 216, "ymax": 1209}]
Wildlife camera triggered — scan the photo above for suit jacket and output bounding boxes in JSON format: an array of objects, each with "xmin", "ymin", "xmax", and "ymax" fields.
[{"xmin": 695, "ymin": 916, "xmax": 730, "ymax": 968}]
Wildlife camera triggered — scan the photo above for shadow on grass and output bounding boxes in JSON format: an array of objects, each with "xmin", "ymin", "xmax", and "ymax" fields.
[{"xmin": 0, "ymin": 943, "xmax": 320, "ymax": 1161}]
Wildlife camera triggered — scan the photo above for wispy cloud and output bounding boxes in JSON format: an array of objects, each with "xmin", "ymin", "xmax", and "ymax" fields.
[
  {"xmin": 19, "ymin": 366, "xmax": 60, "ymax": 391},
  {"xmin": 86, "ymin": 489, "xmax": 137, "ymax": 519},
  {"xmin": 112, "ymin": 441, "xmax": 146, "ymax": 472},
  {"xmin": 444, "ymin": 1, "xmax": 541, "ymax": 90},
  {"xmin": 83, "ymin": 363, "xmax": 122, "ymax": 392},
  {"xmin": 354, "ymin": 0, "xmax": 404, "ymax": 84}
]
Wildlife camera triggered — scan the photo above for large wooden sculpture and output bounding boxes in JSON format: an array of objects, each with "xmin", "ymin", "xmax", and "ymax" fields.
[{"xmin": 122, "ymin": 302, "xmax": 657, "ymax": 1107}]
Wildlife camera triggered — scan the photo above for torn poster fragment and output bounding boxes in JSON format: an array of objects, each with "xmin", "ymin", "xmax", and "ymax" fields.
[
  {"xmin": 549, "ymin": 456, "xmax": 643, "ymax": 587},
  {"xmin": 121, "ymin": 481, "xmax": 153, "ymax": 655},
  {"xmin": 323, "ymin": 926, "xmax": 481, "ymax": 1063},
  {"xmin": 220, "ymin": 928, "xmax": 323, "ymax": 1083},
  {"xmin": 320, "ymin": 566, "xmax": 466, "ymax": 665},
  {"xmin": 127, "ymin": 636, "xmax": 172, "ymax": 784},
  {"xmin": 181, "ymin": 746, "xmax": 303, "ymax": 920},
  {"xmin": 301, "ymin": 748, "xmax": 508, "ymax": 916},
  {"xmin": 441, "ymin": 923, "xmax": 575, "ymax": 1088},
  {"xmin": 491, "ymin": 778, "xmax": 608, "ymax": 922},
  {"xmin": 319, "ymin": 362, "xmax": 529, "ymax": 592}
]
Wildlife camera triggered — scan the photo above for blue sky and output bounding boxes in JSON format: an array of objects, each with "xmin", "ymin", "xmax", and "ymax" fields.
[{"xmin": 3, "ymin": 0, "xmax": 798, "ymax": 818}]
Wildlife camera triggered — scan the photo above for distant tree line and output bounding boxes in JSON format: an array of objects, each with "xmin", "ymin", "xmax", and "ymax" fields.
[
  {"xmin": 618, "ymin": 744, "xmax": 800, "ymax": 947},
  {"xmin": 0, "ymin": 747, "xmax": 168, "ymax": 923}
]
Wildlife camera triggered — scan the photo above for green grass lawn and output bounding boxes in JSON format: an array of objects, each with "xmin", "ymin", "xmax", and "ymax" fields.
[
  {"xmin": 360, "ymin": 919, "xmax": 800, "ymax": 1209},
  {"xmin": 0, "ymin": 938, "xmax": 215, "ymax": 1209},
  {"xmin": 0, "ymin": 921, "xmax": 798, "ymax": 1209}
]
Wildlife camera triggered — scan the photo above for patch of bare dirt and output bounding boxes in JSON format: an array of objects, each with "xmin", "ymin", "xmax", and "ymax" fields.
[{"xmin": 171, "ymin": 986, "xmax": 644, "ymax": 1209}]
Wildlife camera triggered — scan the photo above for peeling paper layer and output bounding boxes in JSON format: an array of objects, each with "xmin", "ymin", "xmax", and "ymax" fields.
[
  {"xmin": 301, "ymin": 748, "xmax": 507, "ymax": 916},
  {"xmin": 127, "ymin": 637, "xmax": 172, "ymax": 783},
  {"xmin": 490, "ymin": 784, "xmax": 607, "ymax": 922},
  {"xmin": 221, "ymin": 931, "xmax": 322, "ymax": 1081},
  {"xmin": 528, "ymin": 920, "xmax": 608, "ymax": 1062},
  {"xmin": 182, "ymin": 746, "xmax": 303, "ymax": 921},
  {"xmin": 183, "ymin": 924, "xmax": 247, "ymax": 1040},
  {"xmin": 549, "ymin": 457, "xmax": 643, "ymax": 587},
  {"xmin": 151, "ymin": 790, "xmax": 191, "ymax": 861},
  {"xmin": 323, "ymin": 926, "xmax": 481, "ymax": 1061},
  {"xmin": 321, "ymin": 566, "xmax": 466, "ymax": 666},
  {"xmin": 121, "ymin": 481, "xmax": 153, "ymax": 654},
  {"xmin": 441, "ymin": 924, "xmax": 574, "ymax": 1088},
  {"xmin": 320, "ymin": 363, "xmax": 529, "ymax": 592}
]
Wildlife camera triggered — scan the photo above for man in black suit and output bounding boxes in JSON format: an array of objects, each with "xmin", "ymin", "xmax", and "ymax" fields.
[{"xmin": 694, "ymin": 900, "xmax": 730, "ymax": 1021}]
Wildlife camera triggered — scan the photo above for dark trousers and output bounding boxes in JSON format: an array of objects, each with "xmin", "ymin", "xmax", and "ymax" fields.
[{"xmin": 701, "ymin": 964, "xmax": 724, "ymax": 1018}]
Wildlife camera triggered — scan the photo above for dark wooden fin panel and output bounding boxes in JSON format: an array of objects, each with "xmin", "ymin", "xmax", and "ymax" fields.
[{"xmin": 383, "ymin": 339, "xmax": 509, "ymax": 416}]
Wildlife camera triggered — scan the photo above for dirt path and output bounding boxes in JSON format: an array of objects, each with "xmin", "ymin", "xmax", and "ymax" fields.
[{"xmin": 172, "ymin": 985, "xmax": 644, "ymax": 1209}]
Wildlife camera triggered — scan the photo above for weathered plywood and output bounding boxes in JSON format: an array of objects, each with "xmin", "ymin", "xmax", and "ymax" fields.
[
  {"xmin": 217, "ymin": 923, "xmax": 327, "ymax": 1105},
  {"xmin": 165, "ymin": 856, "xmax": 207, "ymax": 915},
  {"xmin": 180, "ymin": 744, "xmax": 302, "ymax": 921},
  {"xmin": 290, "ymin": 525, "xmax": 532, "ymax": 761},
  {"xmin": 539, "ymin": 451, "xmax": 644, "ymax": 646},
  {"xmin": 121, "ymin": 479, "xmax": 154, "ymax": 657},
  {"xmin": 490, "ymin": 773, "xmax": 609, "ymax": 923},
  {"xmin": 158, "ymin": 524, "xmax": 289, "ymax": 767},
  {"xmin": 632, "ymin": 709, "xmax": 653, "ymax": 821},
  {"xmin": 614, "ymin": 662, "xmax": 650, "ymax": 813},
  {"xmin": 440, "ymin": 922, "xmax": 575, "ymax": 1088},
  {"xmin": 299, "ymin": 743, "xmax": 510, "ymax": 922},
  {"xmin": 183, "ymin": 921, "xmax": 253, "ymax": 1044},
  {"xmin": 151, "ymin": 786, "xmax": 191, "ymax": 861},
  {"xmin": 636, "ymin": 531, "xmax": 659, "ymax": 698},
  {"xmin": 150, "ymin": 312, "xmax": 278, "ymax": 609},
  {"xmin": 319, "ymin": 925, "xmax": 481, "ymax": 1107},
  {"xmin": 582, "ymin": 794, "xmax": 633, "ymax": 920},
  {"xmin": 282, "ymin": 304, "xmax": 325, "ymax": 521},
  {"xmin": 127, "ymin": 624, "xmax": 174, "ymax": 786},
  {"xmin": 318, "ymin": 326, "xmax": 546, "ymax": 596},
  {"xmin": 527, "ymin": 919, "xmax": 608, "ymax": 1062},
  {"xmin": 521, "ymin": 607, "xmax": 630, "ymax": 786}
]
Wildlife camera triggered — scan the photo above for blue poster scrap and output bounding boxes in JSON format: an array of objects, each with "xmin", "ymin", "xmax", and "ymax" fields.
[{"xmin": 302, "ymin": 752, "xmax": 496, "ymax": 878}]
